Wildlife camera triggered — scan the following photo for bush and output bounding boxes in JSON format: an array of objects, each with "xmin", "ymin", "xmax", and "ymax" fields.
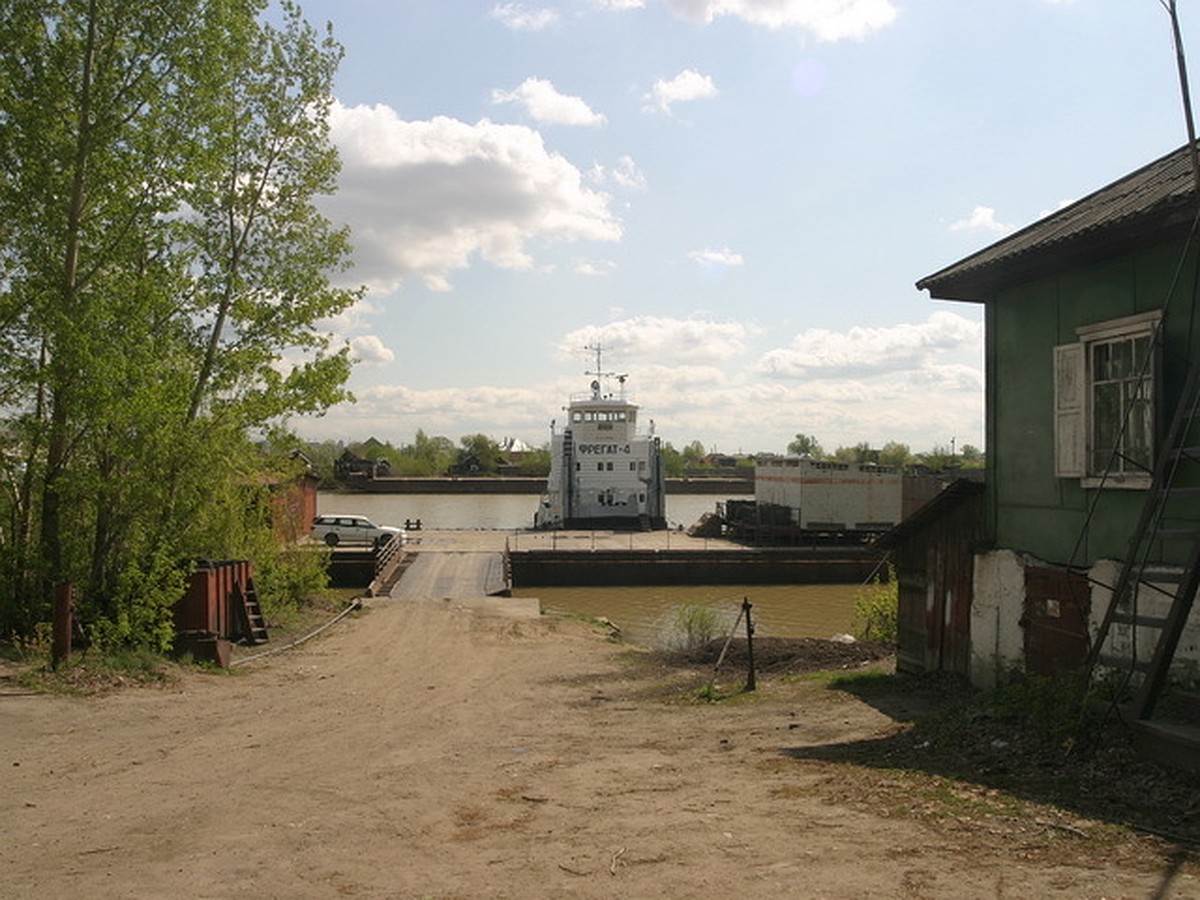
[
  {"xmin": 253, "ymin": 546, "xmax": 330, "ymax": 619},
  {"xmin": 853, "ymin": 566, "xmax": 897, "ymax": 644},
  {"xmin": 671, "ymin": 603, "xmax": 721, "ymax": 650},
  {"xmin": 87, "ymin": 549, "xmax": 185, "ymax": 654}
]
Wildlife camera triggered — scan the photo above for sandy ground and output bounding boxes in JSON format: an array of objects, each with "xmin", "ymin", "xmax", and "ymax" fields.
[{"xmin": 2, "ymin": 534, "xmax": 1198, "ymax": 898}]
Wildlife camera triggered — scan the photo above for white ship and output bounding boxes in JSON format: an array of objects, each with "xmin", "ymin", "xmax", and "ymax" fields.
[{"xmin": 535, "ymin": 348, "xmax": 667, "ymax": 530}]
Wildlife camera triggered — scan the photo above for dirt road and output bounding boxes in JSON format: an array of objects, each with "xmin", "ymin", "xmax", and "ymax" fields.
[{"xmin": 2, "ymin": 538, "xmax": 1196, "ymax": 898}]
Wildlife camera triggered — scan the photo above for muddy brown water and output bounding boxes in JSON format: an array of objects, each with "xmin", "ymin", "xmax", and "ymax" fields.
[{"xmin": 510, "ymin": 582, "xmax": 863, "ymax": 648}]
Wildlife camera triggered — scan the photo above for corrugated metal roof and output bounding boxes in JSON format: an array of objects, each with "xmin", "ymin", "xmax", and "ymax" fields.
[{"xmin": 917, "ymin": 142, "xmax": 1200, "ymax": 301}]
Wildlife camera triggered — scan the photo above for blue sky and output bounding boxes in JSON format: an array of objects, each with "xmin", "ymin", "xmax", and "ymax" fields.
[{"xmin": 293, "ymin": 0, "xmax": 1198, "ymax": 456}]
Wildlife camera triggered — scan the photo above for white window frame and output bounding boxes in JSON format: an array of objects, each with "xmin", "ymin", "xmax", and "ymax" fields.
[{"xmin": 1054, "ymin": 310, "xmax": 1161, "ymax": 488}]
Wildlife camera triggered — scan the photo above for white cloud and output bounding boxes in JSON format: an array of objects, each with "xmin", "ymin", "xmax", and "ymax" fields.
[
  {"xmin": 350, "ymin": 334, "xmax": 395, "ymax": 365},
  {"xmin": 688, "ymin": 247, "xmax": 744, "ymax": 268},
  {"xmin": 756, "ymin": 311, "xmax": 982, "ymax": 377},
  {"xmin": 645, "ymin": 69, "xmax": 718, "ymax": 113},
  {"xmin": 492, "ymin": 78, "xmax": 606, "ymax": 126},
  {"xmin": 326, "ymin": 103, "xmax": 622, "ymax": 293},
  {"xmin": 950, "ymin": 205, "xmax": 1013, "ymax": 234},
  {"xmin": 491, "ymin": 3, "xmax": 558, "ymax": 30},
  {"xmin": 321, "ymin": 382, "xmax": 557, "ymax": 446},
  {"xmin": 572, "ymin": 258, "xmax": 617, "ymax": 276},
  {"xmin": 300, "ymin": 311, "xmax": 982, "ymax": 455},
  {"xmin": 1035, "ymin": 198, "xmax": 1075, "ymax": 220},
  {"xmin": 560, "ymin": 315, "xmax": 760, "ymax": 364},
  {"xmin": 663, "ymin": 0, "xmax": 898, "ymax": 41},
  {"xmin": 593, "ymin": 0, "xmax": 644, "ymax": 9},
  {"xmin": 590, "ymin": 155, "xmax": 647, "ymax": 190}
]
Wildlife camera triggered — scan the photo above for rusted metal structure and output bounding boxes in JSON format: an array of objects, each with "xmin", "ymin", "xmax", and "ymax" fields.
[{"xmin": 172, "ymin": 560, "xmax": 268, "ymax": 667}]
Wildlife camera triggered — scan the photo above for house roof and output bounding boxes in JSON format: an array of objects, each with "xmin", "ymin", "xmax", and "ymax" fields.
[{"xmin": 918, "ymin": 142, "xmax": 1200, "ymax": 302}]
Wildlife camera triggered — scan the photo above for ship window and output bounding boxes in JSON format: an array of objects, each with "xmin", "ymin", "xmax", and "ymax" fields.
[
  {"xmin": 572, "ymin": 411, "xmax": 583, "ymax": 423},
  {"xmin": 597, "ymin": 462, "xmax": 604, "ymax": 471}
]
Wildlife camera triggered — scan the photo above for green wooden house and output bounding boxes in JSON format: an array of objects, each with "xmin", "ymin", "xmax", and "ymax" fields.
[{"xmin": 917, "ymin": 141, "xmax": 1200, "ymax": 700}]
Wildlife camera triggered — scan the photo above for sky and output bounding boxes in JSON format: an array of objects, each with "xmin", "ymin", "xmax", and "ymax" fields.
[{"xmin": 287, "ymin": 0, "xmax": 1200, "ymax": 456}]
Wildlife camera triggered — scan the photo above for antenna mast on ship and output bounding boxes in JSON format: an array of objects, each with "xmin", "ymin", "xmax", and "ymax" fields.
[{"xmin": 584, "ymin": 342, "xmax": 628, "ymax": 399}]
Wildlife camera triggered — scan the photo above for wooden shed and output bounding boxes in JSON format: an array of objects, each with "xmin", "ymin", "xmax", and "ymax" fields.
[{"xmin": 874, "ymin": 479, "xmax": 985, "ymax": 677}]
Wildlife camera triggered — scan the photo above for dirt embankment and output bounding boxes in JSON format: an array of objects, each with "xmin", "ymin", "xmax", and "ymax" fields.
[
  {"xmin": 2, "ymin": 596, "xmax": 1197, "ymax": 899},
  {"xmin": 2, "ymin": 518, "xmax": 1200, "ymax": 900}
]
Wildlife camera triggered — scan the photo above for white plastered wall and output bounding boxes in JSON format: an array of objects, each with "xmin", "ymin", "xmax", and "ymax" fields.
[
  {"xmin": 970, "ymin": 551, "xmax": 1200, "ymax": 690},
  {"xmin": 970, "ymin": 549, "xmax": 1027, "ymax": 689},
  {"xmin": 1088, "ymin": 558, "xmax": 1200, "ymax": 688}
]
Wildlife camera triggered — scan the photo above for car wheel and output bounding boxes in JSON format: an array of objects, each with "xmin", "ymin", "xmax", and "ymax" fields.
[{"xmin": 324, "ymin": 533, "xmax": 339, "ymax": 546}]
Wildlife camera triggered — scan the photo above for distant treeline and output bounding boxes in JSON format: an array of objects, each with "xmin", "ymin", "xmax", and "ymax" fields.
[
  {"xmin": 304, "ymin": 432, "xmax": 983, "ymax": 486},
  {"xmin": 785, "ymin": 433, "xmax": 984, "ymax": 470}
]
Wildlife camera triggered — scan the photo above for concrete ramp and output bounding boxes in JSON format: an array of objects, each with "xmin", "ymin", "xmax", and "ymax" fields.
[{"xmin": 391, "ymin": 551, "xmax": 508, "ymax": 600}]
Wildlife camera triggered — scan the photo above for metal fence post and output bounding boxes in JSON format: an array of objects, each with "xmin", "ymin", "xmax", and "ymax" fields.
[{"xmin": 743, "ymin": 597, "xmax": 756, "ymax": 691}]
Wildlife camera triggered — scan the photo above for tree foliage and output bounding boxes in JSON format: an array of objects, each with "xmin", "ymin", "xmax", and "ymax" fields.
[
  {"xmin": 787, "ymin": 433, "xmax": 824, "ymax": 458},
  {"xmin": 0, "ymin": 0, "xmax": 356, "ymax": 644}
]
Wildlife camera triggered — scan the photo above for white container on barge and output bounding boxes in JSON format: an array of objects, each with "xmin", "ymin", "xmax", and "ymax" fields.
[{"xmin": 755, "ymin": 457, "xmax": 902, "ymax": 535}]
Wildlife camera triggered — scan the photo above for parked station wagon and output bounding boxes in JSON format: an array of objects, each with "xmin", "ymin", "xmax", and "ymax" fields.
[{"xmin": 312, "ymin": 514, "xmax": 403, "ymax": 547}]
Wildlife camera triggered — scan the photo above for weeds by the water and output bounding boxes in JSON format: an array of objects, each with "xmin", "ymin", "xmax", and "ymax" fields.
[
  {"xmin": 669, "ymin": 603, "xmax": 722, "ymax": 650},
  {"xmin": 853, "ymin": 565, "xmax": 897, "ymax": 643}
]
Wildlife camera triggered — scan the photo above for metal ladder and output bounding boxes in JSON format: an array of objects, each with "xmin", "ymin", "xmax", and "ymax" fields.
[
  {"xmin": 1085, "ymin": 344, "xmax": 1200, "ymax": 720},
  {"xmin": 232, "ymin": 577, "xmax": 269, "ymax": 646}
]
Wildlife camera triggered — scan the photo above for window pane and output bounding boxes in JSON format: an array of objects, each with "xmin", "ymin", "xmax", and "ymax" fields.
[
  {"xmin": 1087, "ymin": 329, "xmax": 1156, "ymax": 477},
  {"xmin": 1092, "ymin": 381, "xmax": 1120, "ymax": 473},
  {"xmin": 1092, "ymin": 343, "xmax": 1110, "ymax": 381},
  {"xmin": 1110, "ymin": 339, "xmax": 1132, "ymax": 379},
  {"xmin": 1132, "ymin": 335, "xmax": 1150, "ymax": 372},
  {"xmin": 1125, "ymin": 377, "xmax": 1153, "ymax": 470}
]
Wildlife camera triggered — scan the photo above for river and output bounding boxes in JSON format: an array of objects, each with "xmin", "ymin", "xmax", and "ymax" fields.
[
  {"xmin": 317, "ymin": 491, "xmax": 731, "ymax": 532},
  {"xmin": 317, "ymin": 491, "xmax": 867, "ymax": 648}
]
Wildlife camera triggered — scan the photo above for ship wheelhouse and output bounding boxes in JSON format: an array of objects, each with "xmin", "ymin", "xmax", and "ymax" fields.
[{"xmin": 535, "ymin": 369, "xmax": 666, "ymax": 531}]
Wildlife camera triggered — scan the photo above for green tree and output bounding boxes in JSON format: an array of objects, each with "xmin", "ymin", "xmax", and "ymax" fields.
[
  {"xmin": 513, "ymin": 446, "xmax": 551, "ymax": 477},
  {"xmin": 787, "ymin": 433, "xmax": 824, "ymax": 457},
  {"xmin": 681, "ymin": 440, "xmax": 707, "ymax": 465},
  {"xmin": 833, "ymin": 442, "xmax": 879, "ymax": 464},
  {"xmin": 915, "ymin": 444, "xmax": 958, "ymax": 471},
  {"xmin": 394, "ymin": 430, "xmax": 457, "ymax": 476},
  {"xmin": 878, "ymin": 441, "xmax": 912, "ymax": 468},
  {"xmin": 959, "ymin": 444, "xmax": 985, "ymax": 468},
  {"xmin": 455, "ymin": 434, "xmax": 505, "ymax": 475},
  {"xmin": 0, "ymin": 0, "xmax": 356, "ymax": 645},
  {"xmin": 659, "ymin": 442, "xmax": 686, "ymax": 478}
]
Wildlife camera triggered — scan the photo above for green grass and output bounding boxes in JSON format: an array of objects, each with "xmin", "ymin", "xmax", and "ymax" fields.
[{"xmin": 17, "ymin": 648, "xmax": 179, "ymax": 695}]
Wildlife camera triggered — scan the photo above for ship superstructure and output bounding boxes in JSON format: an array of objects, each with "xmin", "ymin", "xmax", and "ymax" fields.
[{"xmin": 535, "ymin": 348, "xmax": 666, "ymax": 530}]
